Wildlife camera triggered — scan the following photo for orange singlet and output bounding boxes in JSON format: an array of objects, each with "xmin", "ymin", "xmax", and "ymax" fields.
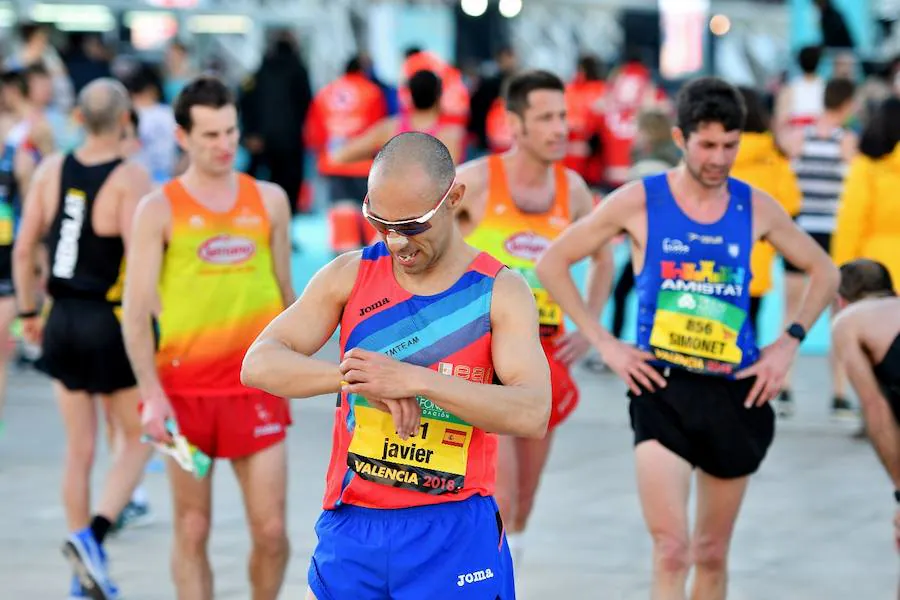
[
  {"xmin": 157, "ymin": 174, "xmax": 290, "ymax": 458},
  {"xmin": 464, "ymin": 156, "xmax": 579, "ymax": 429}
]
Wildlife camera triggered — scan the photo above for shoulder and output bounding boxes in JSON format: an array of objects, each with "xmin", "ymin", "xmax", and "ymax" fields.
[
  {"xmin": 33, "ymin": 152, "xmax": 66, "ymax": 177},
  {"xmin": 251, "ymin": 178, "xmax": 291, "ymax": 216},
  {"xmin": 562, "ymin": 167, "xmax": 593, "ymax": 219},
  {"xmin": 115, "ymin": 159, "xmax": 151, "ymax": 183},
  {"xmin": 832, "ymin": 301, "xmax": 869, "ymax": 341},
  {"xmin": 491, "ymin": 268, "xmax": 537, "ymax": 317},
  {"xmin": 135, "ymin": 187, "xmax": 172, "ymax": 224},
  {"xmin": 317, "ymin": 249, "xmax": 364, "ymax": 302},
  {"xmin": 456, "ymin": 156, "xmax": 491, "ymax": 200},
  {"xmin": 604, "ymin": 178, "xmax": 648, "ymax": 212}
]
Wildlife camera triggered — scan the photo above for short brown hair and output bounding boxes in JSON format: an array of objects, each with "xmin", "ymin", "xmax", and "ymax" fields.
[
  {"xmin": 824, "ymin": 78, "xmax": 855, "ymax": 110},
  {"xmin": 173, "ymin": 75, "xmax": 234, "ymax": 132},
  {"xmin": 839, "ymin": 259, "xmax": 896, "ymax": 303},
  {"xmin": 504, "ymin": 70, "xmax": 565, "ymax": 117}
]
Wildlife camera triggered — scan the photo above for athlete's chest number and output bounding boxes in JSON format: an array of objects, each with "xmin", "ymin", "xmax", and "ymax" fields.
[
  {"xmin": 533, "ymin": 288, "xmax": 562, "ymax": 327},
  {"xmin": 685, "ymin": 319, "xmax": 713, "ymax": 336}
]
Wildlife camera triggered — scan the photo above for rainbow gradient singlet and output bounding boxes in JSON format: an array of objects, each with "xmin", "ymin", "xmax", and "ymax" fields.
[
  {"xmin": 156, "ymin": 175, "xmax": 284, "ymax": 395},
  {"xmin": 465, "ymin": 155, "xmax": 571, "ymax": 341},
  {"xmin": 322, "ymin": 242, "xmax": 505, "ymax": 510}
]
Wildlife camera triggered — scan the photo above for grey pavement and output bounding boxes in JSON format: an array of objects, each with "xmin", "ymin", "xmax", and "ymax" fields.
[{"xmin": 1, "ymin": 343, "xmax": 898, "ymax": 599}]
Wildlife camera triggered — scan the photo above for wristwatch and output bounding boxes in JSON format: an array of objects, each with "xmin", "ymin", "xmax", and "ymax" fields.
[{"xmin": 786, "ymin": 323, "xmax": 807, "ymax": 343}]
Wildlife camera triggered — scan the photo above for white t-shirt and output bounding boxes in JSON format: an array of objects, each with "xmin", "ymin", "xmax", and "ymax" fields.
[{"xmin": 136, "ymin": 103, "xmax": 177, "ymax": 183}]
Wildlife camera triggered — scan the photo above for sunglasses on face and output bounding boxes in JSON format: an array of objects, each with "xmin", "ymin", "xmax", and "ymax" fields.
[{"xmin": 362, "ymin": 178, "xmax": 456, "ymax": 237}]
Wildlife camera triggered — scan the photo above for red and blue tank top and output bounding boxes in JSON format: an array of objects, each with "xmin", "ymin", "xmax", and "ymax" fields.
[
  {"xmin": 636, "ymin": 173, "xmax": 758, "ymax": 378},
  {"xmin": 322, "ymin": 242, "xmax": 505, "ymax": 510}
]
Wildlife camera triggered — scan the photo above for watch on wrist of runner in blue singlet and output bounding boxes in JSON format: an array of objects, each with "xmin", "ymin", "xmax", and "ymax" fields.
[{"xmin": 786, "ymin": 323, "xmax": 807, "ymax": 343}]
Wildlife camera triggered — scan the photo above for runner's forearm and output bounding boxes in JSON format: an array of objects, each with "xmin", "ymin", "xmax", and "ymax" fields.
[
  {"xmin": 11, "ymin": 244, "xmax": 38, "ymax": 312},
  {"xmin": 537, "ymin": 251, "xmax": 613, "ymax": 347},
  {"xmin": 122, "ymin": 310, "xmax": 164, "ymax": 396},
  {"xmin": 793, "ymin": 259, "xmax": 840, "ymax": 330},
  {"xmin": 585, "ymin": 245, "xmax": 614, "ymax": 320},
  {"xmin": 241, "ymin": 339, "xmax": 343, "ymax": 399},
  {"xmin": 412, "ymin": 368, "xmax": 549, "ymax": 438}
]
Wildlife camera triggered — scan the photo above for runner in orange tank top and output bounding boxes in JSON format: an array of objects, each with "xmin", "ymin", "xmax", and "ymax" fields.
[
  {"xmin": 241, "ymin": 132, "xmax": 551, "ymax": 599},
  {"xmin": 122, "ymin": 76, "xmax": 296, "ymax": 600},
  {"xmin": 456, "ymin": 70, "xmax": 615, "ymax": 575}
]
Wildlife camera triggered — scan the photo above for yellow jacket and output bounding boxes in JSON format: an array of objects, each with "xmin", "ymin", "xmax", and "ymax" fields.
[
  {"xmin": 832, "ymin": 148, "xmax": 900, "ymax": 290},
  {"xmin": 730, "ymin": 133, "xmax": 802, "ymax": 297}
]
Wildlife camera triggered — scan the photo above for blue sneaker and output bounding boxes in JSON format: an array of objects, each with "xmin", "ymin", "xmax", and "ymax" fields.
[
  {"xmin": 61, "ymin": 528, "xmax": 118, "ymax": 600},
  {"xmin": 68, "ymin": 574, "xmax": 87, "ymax": 599}
]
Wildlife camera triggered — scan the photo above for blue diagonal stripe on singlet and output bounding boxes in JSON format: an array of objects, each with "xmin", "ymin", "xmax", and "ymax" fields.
[
  {"xmin": 362, "ymin": 242, "xmax": 390, "ymax": 261},
  {"xmin": 344, "ymin": 270, "xmax": 489, "ymax": 351}
]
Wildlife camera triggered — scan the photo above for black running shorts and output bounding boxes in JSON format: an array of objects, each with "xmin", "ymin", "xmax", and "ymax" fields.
[
  {"xmin": 628, "ymin": 366, "xmax": 775, "ymax": 479},
  {"xmin": 37, "ymin": 298, "xmax": 137, "ymax": 394}
]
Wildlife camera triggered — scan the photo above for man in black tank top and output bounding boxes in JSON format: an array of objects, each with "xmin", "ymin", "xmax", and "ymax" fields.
[
  {"xmin": 832, "ymin": 259, "xmax": 900, "ymax": 555},
  {"xmin": 12, "ymin": 78, "xmax": 153, "ymax": 600}
]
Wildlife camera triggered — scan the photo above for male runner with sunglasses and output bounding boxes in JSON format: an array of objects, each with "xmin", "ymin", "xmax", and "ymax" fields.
[
  {"xmin": 455, "ymin": 69, "xmax": 614, "ymax": 573},
  {"xmin": 242, "ymin": 131, "xmax": 552, "ymax": 599}
]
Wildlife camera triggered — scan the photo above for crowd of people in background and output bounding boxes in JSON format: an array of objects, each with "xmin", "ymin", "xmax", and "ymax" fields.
[{"xmin": 2, "ymin": 15, "xmax": 900, "ymax": 599}]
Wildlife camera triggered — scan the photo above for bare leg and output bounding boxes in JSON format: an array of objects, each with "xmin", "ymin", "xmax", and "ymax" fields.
[
  {"xmin": 93, "ymin": 388, "xmax": 152, "ymax": 521},
  {"xmin": 510, "ymin": 431, "xmax": 555, "ymax": 532},
  {"xmin": 635, "ymin": 441, "xmax": 693, "ymax": 600},
  {"xmin": 0, "ymin": 297, "xmax": 15, "ymax": 425},
  {"xmin": 55, "ymin": 383, "xmax": 97, "ymax": 531},
  {"xmin": 689, "ymin": 471, "xmax": 750, "ymax": 600},
  {"xmin": 168, "ymin": 457, "xmax": 215, "ymax": 600},
  {"xmin": 494, "ymin": 435, "xmax": 519, "ymax": 530},
  {"xmin": 232, "ymin": 442, "xmax": 290, "ymax": 600},
  {"xmin": 829, "ymin": 299, "xmax": 849, "ymax": 401}
]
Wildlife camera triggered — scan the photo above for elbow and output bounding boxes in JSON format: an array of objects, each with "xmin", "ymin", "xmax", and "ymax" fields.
[
  {"xmin": 534, "ymin": 250, "xmax": 557, "ymax": 284},
  {"xmin": 520, "ymin": 389, "xmax": 552, "ymax": 439},
  {"xmin": 240, "ymin": 346, "xmax": 263, "ymax": 389},
  {"xmin": 819, "ymin": 259, "xmax": 841, "ymax": 296}
]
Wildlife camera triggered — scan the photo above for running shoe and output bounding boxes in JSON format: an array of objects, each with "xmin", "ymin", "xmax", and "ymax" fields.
[
  {"xmin": 831, "ymin": 396, "xmax": 856, "ymax": 420},
  {"xmin": 61, "ymin": 528, "xmax": 119, "ymax": 600},
  {"xmin": 776, "ymin": 389, "xmax": 795, "ymax": 418},
  {"xmin": 111, "ymin": 501, "xmax": 153, "ymax": 534}
]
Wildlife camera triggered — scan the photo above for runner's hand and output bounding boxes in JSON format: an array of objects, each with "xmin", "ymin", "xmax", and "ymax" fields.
[
  {"xmin": 553, "ymin": 331, "xmax": 591, "ymax": 365},
  {"xmin": 735, "ymin": 335, "xmax": 799, "ymax": 408},
  {"xmin": 366, "ymin": 397, "xmax": 422, "ymax": 440},
  {"xmin": 21, "ymin": 315, "xmax": 42, "ymax": 345},
  {"xmin": 340, "ymin": 348, "xmax": 421, "ymax": 400},
  {"xmin": 141, "ymin": 389, "xmax": 174, "ymax": 444},
  {"xmin": 598, "ymin": 338, "xmax": 667, "ymax": 396}
]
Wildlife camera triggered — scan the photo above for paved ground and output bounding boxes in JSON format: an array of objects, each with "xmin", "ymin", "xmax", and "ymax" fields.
[{"xmin": 1, "ymin": 344, "xmax": 897, "ymax": 599}]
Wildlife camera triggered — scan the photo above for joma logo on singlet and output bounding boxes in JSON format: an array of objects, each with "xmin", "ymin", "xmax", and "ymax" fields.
[
  {"xmin": 359, "ymin": 297, "xmax": 390, "ymax": 316},
  {"xmin": 197, "ymin": 235, "xmax": 256, "ymax": 265},
  {"xmin": 52, "ymin": 189, "xmax": 86, "ymax": 280},
  {"xmin": 503, "ymin": 232, "xmax": 550, "ymax": 261},
  {"xmin": 457, "ymin": 569, "xmax": 494, "ymax": 587}
]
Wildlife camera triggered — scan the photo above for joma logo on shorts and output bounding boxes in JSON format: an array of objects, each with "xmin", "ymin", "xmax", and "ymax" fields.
[{"xmin": 457, "ymin": 569, "xmax": 494, "ymax": 587}]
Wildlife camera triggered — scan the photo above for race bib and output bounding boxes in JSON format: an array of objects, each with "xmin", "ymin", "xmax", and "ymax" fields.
[
  {"xmin": 514, "ymin": 267, "xmax": 562, "ymax": 331},
  {"xmin": 0, "ymin": 203, "xmax": 13, "ymax": 245},
  {"xmin": 347, "ymin": 395, "xmax": 473, "ymax": 495},
  {"xmin": 649, "ymin": 290, "xmax": 746, "ymax": 374}
]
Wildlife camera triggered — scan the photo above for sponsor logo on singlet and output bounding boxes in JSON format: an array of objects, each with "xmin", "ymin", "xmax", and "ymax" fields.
[
  {"xmin": 197, "ymin": 235, "xmax": 256, "ymax": 265},
  {"xmin": 503, "ymin": 232, "xmax": 550, "ymax": 261},
  {"xmin": 457, "ymin": 569, "xmax": 495, "ymax": 587},
  {"xmin": 52, "ymin": 189, "xmax": 86, "ymax": 279}
]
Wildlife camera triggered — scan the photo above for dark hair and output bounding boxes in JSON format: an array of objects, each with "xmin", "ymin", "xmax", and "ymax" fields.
[
  {"xmin": 0, "ymin": 70, "xmax": 27, "ymax": 96},
  {"xmin": 173, "ymin": 76, "xmax": 234, "ymax": 132},
  {"xmin": 129, "ymin": 108, "xmax": 140, "ymax": 130},
  {"xmin": 859, "ymin": 97, "xmax": 900, "ymax": 159},
  {"xmin": 408, "ymin": 70, "xmax": 441, "ymax": 110},
  {"xmin": 25, "ymin": 62, "xmax": 49, "ymax": 79},
  {"xmin": 125, "ymin": 63, "xmax": 164, "ymax": 98},
  {"xmin": 504, "ymin": 69, "xmax": 565, "ymax": 117},
  {"xmin": 737, "ymin": 86, "xmax": 770, "ymax": 134},
  {"xmin": 404, "ymin": 46, "xmax": 423, "ymax": 59},
  {"xmin": 839, "ymin": 259, "xmax": 896, "ymax": 302},
  {"xmin": 577, "ymin": 54, "xmax": 604, "ymax": 81},
  {"xmin": 675, "ymin": 77, "xmax": 746, "ymax": 137},
  {"xmin": 18, "ymin": 22, "xmax": 48, "ymax": 44},
  {"xmin": 798, "ymin": 46, "xmax": 822, "ymax": 74},
  {"xmin": 623, "ymin": 44, "xmax": 644, "ymax": 64},
  {"xmin": 823, "ymin": 77, "xmax": 855, "ymax": 110},
  {"xmin": 345, "ymin": 56, "xmax": 362, "ymax": 74}
]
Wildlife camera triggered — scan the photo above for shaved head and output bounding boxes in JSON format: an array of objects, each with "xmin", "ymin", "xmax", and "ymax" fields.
[
  {"xmin": 369, "ymin": 132, "xmax": 455, "ymax": 205},
  {"xmin": 78, "ymin": 78, "xmax": 130, "ymax": 135}
]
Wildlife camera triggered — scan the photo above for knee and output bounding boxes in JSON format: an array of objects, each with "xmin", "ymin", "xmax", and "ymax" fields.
[
  {"xmin": 176, "ymin": 510, "xmax": 211, "ymax": 553},
  {"xmin": 652, "ymin": 532, "xmax": 690, "ymax": 575},
  {"xmin": 66, "ymin": 436, "xmax": 96, "ymax": 471},
  {"xmin": 252, "ymin": 516, "xmax": 289, "ymax": 557},
  {"xmin": 691, "ymin": 535, "xmax": 729, "ymax": 572}
]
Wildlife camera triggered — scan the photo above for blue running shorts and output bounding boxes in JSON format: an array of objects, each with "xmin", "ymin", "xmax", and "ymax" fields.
[{"xmin": 308, "ymin": 494, "xmax": 515, "ymax": 599}]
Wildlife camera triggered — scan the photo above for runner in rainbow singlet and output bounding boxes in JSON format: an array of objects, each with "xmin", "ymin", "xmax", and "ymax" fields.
[
  {"xmin": 242, "ymin": 132, "xmax": 552, "ymax": 599},
  {"xmin": 124, "ymin": 76, "xmax": 296, "ymax": 600},
  {"xmin": 537, "ymin": 77, "xmax": 839, "ymax": 600},
  {"xmin": 329, "ymin": 69, "xmax": 465, "ymax": 166},
  {"xmin": 456, "ymin": 70, "xmax": 614, "ymax": 573}
]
